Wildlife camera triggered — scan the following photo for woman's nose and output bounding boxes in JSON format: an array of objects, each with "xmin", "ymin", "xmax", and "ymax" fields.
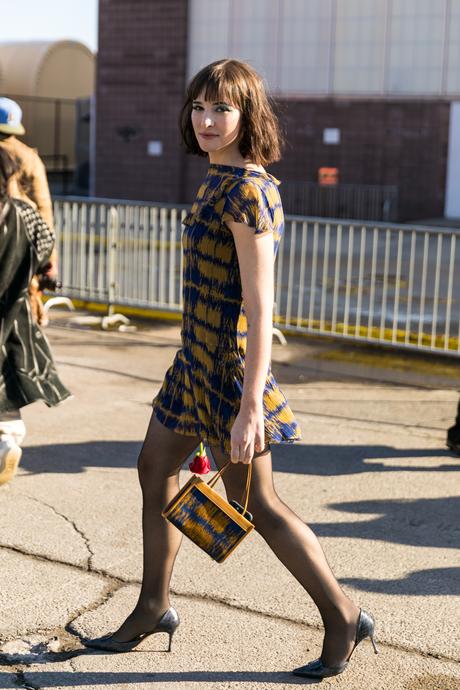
[{"xmin": 203, "ymin": 115, "xmax": 214, "ymax": 127}]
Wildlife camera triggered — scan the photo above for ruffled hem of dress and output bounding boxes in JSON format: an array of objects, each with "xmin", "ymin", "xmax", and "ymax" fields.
[{"xmin": 153, "ymin": 403, "xmax": 301, "ymax": 455}]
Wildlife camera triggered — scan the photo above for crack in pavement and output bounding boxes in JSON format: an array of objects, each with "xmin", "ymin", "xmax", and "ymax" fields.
[
  {"xmin": 65, "ymin": 580, "xmax": 126, "ymax": 643},
  {"xmin": 12, "ymin": 668, "xmax": 39, "ymax": 690},
  {"xmin": 21, "ymin": 495, "xmax": 94, "ymax": 570},
  {"xmin": 0, "ymin": 659, "xmax": 29, "ymax": 688},
  {"xmin": 0, "ymin": 633, "xmax": 82, "ymax": 666},
  {"xmin": 168, "ymin": 587, "xmax": 459, "ymax": 664},
  {"xmin": 0, "ymin": 543, "xmax": 133, "ymax": 592},
  {"xmin": 0, "ymin": 541, "xmax": 457, "ymax": 665},
  {"xmin": 0, "ymin": 544, "xmax": 105, "ymax": 581},
  {"xmin": 0, "ymin": 582, "xmax": 126, "ymax": 675}
]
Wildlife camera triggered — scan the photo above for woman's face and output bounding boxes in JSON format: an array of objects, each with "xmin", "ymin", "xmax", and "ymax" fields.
[{"xmin": 191, "ymin": 91, "xmax": 242, "ymax": 160}]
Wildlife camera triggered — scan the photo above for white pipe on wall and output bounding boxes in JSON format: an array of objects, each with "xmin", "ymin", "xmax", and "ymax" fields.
[{"xmin": 445, "ymin": 102, "xmax": 460, "ymax": 219}]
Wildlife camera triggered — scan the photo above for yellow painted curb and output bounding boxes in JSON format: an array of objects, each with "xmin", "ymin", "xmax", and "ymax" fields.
[
  {"xmin": 273, "ymin": 316, "xmax": 460, "ymax": 352},
  {"xmin": 45, "ymin": 297, "xmax": 182, "ymax": 322}
]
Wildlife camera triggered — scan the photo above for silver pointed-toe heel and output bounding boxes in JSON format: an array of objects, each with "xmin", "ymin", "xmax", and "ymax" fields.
[
  {"xmin": 84, "ymin": 606, "xmax": 180, "ymax": 653},
  {"xmin": 292, "ymin": 609, "xmax": 378, "ymax": 679}
]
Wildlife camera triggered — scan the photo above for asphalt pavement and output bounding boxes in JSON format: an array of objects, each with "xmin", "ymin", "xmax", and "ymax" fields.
[{"xmin": 0, "ymin": 309, "xmax": 459, "ymax": 690}]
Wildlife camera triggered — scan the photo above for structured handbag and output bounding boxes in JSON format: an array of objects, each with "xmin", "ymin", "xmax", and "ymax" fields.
[{"xmin": 162, "ymin": 461, "xmax": 254, "ymax": 563}]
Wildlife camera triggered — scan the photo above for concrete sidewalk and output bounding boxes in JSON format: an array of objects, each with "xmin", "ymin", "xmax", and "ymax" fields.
[{"xmin": 0, "ymin": 313, "xmax": 459, "ymax": 690}]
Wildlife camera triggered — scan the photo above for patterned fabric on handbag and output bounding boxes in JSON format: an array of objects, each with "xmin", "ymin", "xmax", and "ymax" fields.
[{"xmin": 162, "ymin": 462, "xmax": 254, "ymax": 563}]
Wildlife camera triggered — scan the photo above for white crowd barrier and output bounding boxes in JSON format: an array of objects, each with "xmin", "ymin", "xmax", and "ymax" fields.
[{"xmin": 53, "ymin": 196, "xmax": 460, "ymax": 357}]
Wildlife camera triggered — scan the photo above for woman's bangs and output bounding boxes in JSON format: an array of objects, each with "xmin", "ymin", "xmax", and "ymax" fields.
[
  {"xmin": 191, "ymin": 69, "xmax": 241, "ymax": 108},
  {"xmin": 204, "ymin": 78, "xmax": 238, "ymax": 107}
]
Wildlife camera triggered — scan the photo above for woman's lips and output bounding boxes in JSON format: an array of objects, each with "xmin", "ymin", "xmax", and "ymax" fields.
[{"xmin": 199, "ymin": 133, "xmax": 219, "ymax": 139}]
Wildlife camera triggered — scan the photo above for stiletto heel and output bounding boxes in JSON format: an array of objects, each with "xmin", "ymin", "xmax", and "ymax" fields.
[
  {"xmin": 370, "ymin": 633, "xmax": 379, "ymax": 655},
  {"xmin": 167, "ymin": 631, "xmax": 174, "ymax": 652},
  {"xmin": 84, "ymin": 606, "xmax": 180, "ymax": 653},
  {"xmin": 292, "ymin": 609, "xmax": 377, "ymax": 679}
]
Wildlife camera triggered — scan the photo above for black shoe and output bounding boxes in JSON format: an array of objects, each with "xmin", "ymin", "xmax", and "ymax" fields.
[
  {"xmin": 446, "ymin": 432, "xmax": 460, "ymax": 455},
  {"xmin": 446, "ymin": 423, "xmax": 460, "ymax": 455},
  {"xmin": 292, "ymin": 609, "xmax": 378, "ymax": 679},
  {"xmin": 84, "ymin": 607, "xmax": 180, "ymax": 653},
  {"xmin": 446, "ymin": 439, "xmax": 460, "ymax": 455}
]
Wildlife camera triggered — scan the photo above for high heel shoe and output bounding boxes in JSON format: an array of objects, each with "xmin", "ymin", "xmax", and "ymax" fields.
[
  {"xmin": 292, "ymin": 609, "xmax": 378, "ymax": 679},
  {"xmin": 84, "ymin": 607, "xmax": 180, "ymax": 653}
]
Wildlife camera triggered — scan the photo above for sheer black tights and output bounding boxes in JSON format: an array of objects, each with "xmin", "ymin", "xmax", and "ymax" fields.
[
  {"xmin": 111, "ymin": 414, "xmax": 199, "ymax": 643},
  {"xmin": 211, "ymin": 444, "xmax": 360, "ymax": 667},
  {"xmin": 113, "ymin": 415, "xmax": 359, "ymax": 666}
]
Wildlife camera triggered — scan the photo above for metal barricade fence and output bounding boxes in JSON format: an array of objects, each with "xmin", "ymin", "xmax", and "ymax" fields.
[
  {"xmin": 53, "ymin": 196, "xmax": 460, "ymax": 357},
  {"xmin": 280, "ymin": 182, "xmax": 399, "ymax": 222},
  {"xmin": 53, "ymin": 197, "xmax": 188, "ymax": 313}
]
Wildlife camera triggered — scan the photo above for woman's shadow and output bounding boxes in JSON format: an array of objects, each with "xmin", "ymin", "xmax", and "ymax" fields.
[
  {"xmin": 20, "ymin": 440, "xmax": 458, "ymax": 476},
  {"xmin": 0, "ymin": 669, "xmax": 320, "ymax": 687}
]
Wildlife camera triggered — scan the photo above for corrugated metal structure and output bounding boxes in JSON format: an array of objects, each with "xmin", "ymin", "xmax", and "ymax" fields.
[{"xmin": 0, "ymin": 40, "xmax": 95, "ymax": 172}]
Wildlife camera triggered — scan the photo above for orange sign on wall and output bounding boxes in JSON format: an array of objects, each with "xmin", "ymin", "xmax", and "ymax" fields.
[{"xmin": 318, "ymin": 167, "xmax": 339, "ymax": 185}]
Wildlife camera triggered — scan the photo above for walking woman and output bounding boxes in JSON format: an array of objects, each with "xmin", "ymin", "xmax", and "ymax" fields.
[
  {"xmin": 86, "ymin": 59, "xmax": 377, "ymax": 679},
  {"xmin": 0, "ymin": 148, "xmax": 70, "ymax": 485}
]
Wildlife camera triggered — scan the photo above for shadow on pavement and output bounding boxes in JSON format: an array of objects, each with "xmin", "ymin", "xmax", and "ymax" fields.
[
  {"xmin": 20, "ymin": 441, "xmax": 142, "ymax": 474},
  {"xmin": 341, "ymin": 567, "xmax": 460, "ymax": 595},
  {"xmin": 311, "ymin": 496, "xmax": 460, "ymax": 549},
  {"xmin": 271, "ymin": 442, "xmax": 457, "ymax": 475},
  {"xmin": 20, "ymin": 441, "xmax": 459, "ymax": 476},
  {"xmin": 18, "ymin": 443, "xmax": 459, "ymax": 598},
  {"xmin": 0, "ymin": 670, "xmax": 318, "ymax": 687}
]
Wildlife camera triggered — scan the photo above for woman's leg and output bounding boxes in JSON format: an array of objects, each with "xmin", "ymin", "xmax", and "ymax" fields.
[
  {"xmin": 112, "ymin": 414, "xmax": 200, "ymax": 641},
  {"xmin": 210, "ymin": 445, "xmax": 360, "ymax": 667}
]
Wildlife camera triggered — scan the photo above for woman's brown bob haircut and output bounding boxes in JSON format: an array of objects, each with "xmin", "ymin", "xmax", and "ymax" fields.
[{"xmin": 180, "ymin": 59, "xmax": 282, "ymax": 166}]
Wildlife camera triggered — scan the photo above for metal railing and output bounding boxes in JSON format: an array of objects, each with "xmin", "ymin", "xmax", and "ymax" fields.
[
  {"xmin": 280, "ymin": 182, "xmax": 399, "ymax": 222},
  {"xmin": 53, "ymin": 196, "xmax": 460, "ymax": 357}
]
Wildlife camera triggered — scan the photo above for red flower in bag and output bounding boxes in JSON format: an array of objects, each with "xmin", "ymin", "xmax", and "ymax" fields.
[{"xmin": 189, "ymin": 442, "xmax": 211, "ymax": 474}]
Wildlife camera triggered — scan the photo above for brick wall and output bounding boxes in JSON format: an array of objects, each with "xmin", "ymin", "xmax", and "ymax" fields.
[
  {"xmin": 269, "ymin": 99, "xmax": 450, "ymax": 221},
  {"xmin": 95, "ymin": 0, "xmax": 189, "ymax": 202},
  {"xmin": 95, "ymin": 2, "xmax": 450, "ymax": 220},
  {"xmin": 163, "ymin": 98, "xmax": 451, "ymax": 222}
]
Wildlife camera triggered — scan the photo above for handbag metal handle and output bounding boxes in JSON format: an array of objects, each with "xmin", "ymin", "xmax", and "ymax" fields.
[{"xmin": 207, "ymin": 461, "xmax": 252, "ymax": 515}]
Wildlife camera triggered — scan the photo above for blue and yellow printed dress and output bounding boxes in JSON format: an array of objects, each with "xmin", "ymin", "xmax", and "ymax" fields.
[{"xmin": 152, "ymin": 163, "xmax": 301, "ymax": 453}]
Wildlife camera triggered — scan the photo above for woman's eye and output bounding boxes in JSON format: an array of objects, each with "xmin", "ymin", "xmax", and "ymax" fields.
[
  {"xmin": 216, "ymin": 106, "xmax": 231, "ymax": 112},
  {"xmin": 192, "ymin": 104, "xmax": 203, "ymax": 111}
]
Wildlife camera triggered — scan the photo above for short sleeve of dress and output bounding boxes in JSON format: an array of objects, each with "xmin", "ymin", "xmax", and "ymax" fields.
[{"xmin": 222, "ymin": 179, "xmax": 273, "ymax": 235}]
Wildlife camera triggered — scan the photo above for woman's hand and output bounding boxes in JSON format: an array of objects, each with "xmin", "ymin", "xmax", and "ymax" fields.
[
  {"xmin": 43, "ymin": 247, "xmax": 59, "ymax": 280},
  {"xmin": 230, "ymin": 403, "xmax": 265, "ymax": 463}
]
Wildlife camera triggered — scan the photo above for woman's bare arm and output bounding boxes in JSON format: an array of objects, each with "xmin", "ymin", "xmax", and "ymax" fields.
[{"xmin": 227, "ymin": 220, "xmax": 274, "ymax": 462}]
